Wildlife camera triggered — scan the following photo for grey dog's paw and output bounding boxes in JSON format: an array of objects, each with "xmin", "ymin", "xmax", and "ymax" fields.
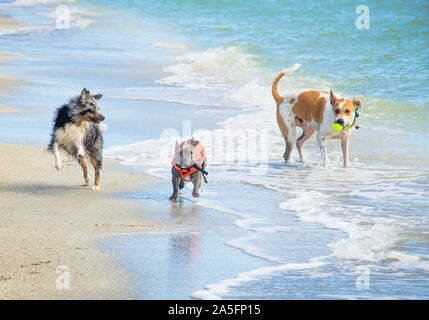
[{"xmin": 169, "ymin": 194, "xmax": 178, "ymax": 201}]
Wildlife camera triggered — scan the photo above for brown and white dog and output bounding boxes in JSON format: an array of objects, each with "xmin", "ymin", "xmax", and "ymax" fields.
[{"xmin": 272, "ymin": 64, "xmax": 361, "ymax": 167}]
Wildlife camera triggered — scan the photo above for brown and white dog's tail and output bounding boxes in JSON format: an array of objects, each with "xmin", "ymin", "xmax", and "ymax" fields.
[{"xmin": 272, "ymin": 64, "xmax": 301, "ymax": 105}]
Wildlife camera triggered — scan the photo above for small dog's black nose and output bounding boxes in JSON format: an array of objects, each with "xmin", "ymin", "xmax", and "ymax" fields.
[{"xmin": 337, "ymin": 118, "xmax": 345, "ymax": 126}]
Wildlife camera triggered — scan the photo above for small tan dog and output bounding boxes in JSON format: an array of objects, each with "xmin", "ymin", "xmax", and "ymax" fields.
[{"xmin": 272, "ymin": 64, "xmax": 361, "ymax": 167}]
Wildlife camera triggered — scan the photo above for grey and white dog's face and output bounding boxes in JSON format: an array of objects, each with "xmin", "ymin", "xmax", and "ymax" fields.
[
  {"xmin": 78, "ymin": 88, "xmax": 105, "ymax": 124},
  {"xmin": 174, "ymin": 141, "xmax": 197, "ymax": 168}
]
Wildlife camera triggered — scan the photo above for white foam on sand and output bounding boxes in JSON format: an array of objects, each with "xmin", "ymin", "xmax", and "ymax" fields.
[
  {"xmin": 226, "ymin": 236, "xmax": 286, "ymax": 264},
  {"xmin": 152, "ymin": 42, "xmax": 196, "ymax": 51},
  {"xmin": 159, "ymin": 46, "xmax": 263, "ymax": 88},
  {"xmin": 191, "ymin": 257, "xmax": 327, "ymax": 300},
  {"xmin": 0, "ymin": 26, "xmax": 52, "ymax": 36},
  {"xmin": 279, "ymin": 190, "xmax": 424, "ymax": 265}
]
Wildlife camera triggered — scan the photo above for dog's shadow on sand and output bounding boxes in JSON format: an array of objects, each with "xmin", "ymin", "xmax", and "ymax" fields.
[{"xmin": 0, "ymin": 183, "xmax": 85, "ymax": 195}]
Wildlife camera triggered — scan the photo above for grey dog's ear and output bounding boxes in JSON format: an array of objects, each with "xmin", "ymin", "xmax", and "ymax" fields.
[
  {"xmin": 93, "ymin": 93, "xmax": 103, "ymax": 100},
  {"xmin": 81, "ymin": 88, "xmax": 91, "ymax": 104},
  {"xmin": 175, "ymin": 140, "xmax": 180, "ymax": 153}
]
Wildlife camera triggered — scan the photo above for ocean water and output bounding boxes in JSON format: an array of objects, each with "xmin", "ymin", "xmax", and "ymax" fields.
[{"xmin": 0, "ymin": 0, "xmax": 428, "ymax": 299}]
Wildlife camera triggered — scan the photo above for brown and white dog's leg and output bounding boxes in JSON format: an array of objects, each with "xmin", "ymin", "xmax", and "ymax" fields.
[
  {"xmin": 78, "ymin": 156, "xmax": 89, "ymax": 186},
  {"xmin": 284, "ymin": 124, "xmax": 297, "ymax": 162},
  {"xmin": 317, "ymin": 134, "xmax": 330, "ymax": 168},
  {"xmin": 296, "ymin": 126, "xmax": 316, "ymax": 163},
  {"xmin": 52, "ymin": 141, "xmax": 63, "ymax": 170},
  {"xmin": 90, "ymin": 156, "xmax": 101, "ymax": 190},
  {"xmin": 277, "ymin": 110, "xmax": 291, "ymax": 162},
  {"xmin": 341, "ymin": 133, "xmax": 350, "ymax": 167}
]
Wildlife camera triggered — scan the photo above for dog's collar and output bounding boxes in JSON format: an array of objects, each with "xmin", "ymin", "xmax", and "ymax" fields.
[{"xmin": 346, "ymin": 109, "xmax": 360, "ymax": 130}]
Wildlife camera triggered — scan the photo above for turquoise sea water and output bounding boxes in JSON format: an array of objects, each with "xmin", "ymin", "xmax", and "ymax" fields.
[
  {"xmin": 90, "ymin": 0, "xmax": 429, "ymax": 103},
  {"xmin": 0, "ymin": 0, "xmax": 428, "ymax": 299}
]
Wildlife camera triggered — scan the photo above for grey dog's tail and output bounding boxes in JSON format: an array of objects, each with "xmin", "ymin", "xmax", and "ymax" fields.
[{"xmin": 272, "ymin": 64, "xmax": 301, "ymax": 105}]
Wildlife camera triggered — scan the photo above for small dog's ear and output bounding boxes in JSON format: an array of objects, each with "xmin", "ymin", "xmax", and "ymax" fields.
[
  {"xmin": 330, "ymin": 89, "xmax": 337, "ymax": 105},
  {"xmin": 352, "ymin": 99, "xmax": 361, "ymax": 109},
  {"xmin": 81, "ymin": 88, "xmax": 91, "ymax": 104},
  {"xmin": 175, "ymin": 140, "xmax": 180, "ymax": 153},
  {"xmin": 93, "ymin": 93, "xmax": 103, "ymax": 100}
]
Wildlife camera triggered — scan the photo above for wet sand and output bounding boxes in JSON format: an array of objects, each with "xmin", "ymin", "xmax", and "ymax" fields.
[
  {"xmin": 0, "ymin": 143, "xmax": 164, "ymax": 299},
  {"xmin": 0, "ymin": 58, "xmax": 23, "ymax": 114},
  {"xmin": 0, "ymin": 14, "xmax": 20, "ymax": 32},
  {"xmin": 0, "ymin": 15, "xmax": 23, "ymax": 114}
]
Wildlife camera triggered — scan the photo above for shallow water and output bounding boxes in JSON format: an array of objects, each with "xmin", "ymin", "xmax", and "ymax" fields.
[{"xmin": 0, "ymin": 0, "xmax": 428, "ymax": 299}]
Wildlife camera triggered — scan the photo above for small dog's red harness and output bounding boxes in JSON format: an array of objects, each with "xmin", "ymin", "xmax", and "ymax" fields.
[{"xmin": 171, "ymin": 139, "xmax": 206, "ymax": 179}]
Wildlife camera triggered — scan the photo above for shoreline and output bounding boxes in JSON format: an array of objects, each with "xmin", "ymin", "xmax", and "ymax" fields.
[
  {"xmin": 0, "ymin": 14, "xmax": 23, "ymax": 115},
  {"xmin": 0, "ymin": 14, "xmax": 20, "ymax": 33},
  {"xmin": 0, "ymin": 60, "xmax": 23, "ymax": 114},
  {"xmin": 0, "ymin": 143, "xmax": 166, "ymax": 299}
]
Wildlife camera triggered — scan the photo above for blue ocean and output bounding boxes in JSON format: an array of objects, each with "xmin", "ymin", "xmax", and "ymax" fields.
[{"xmin": 0, "ymin": 0, "xmax": 428, "ymax": 299}]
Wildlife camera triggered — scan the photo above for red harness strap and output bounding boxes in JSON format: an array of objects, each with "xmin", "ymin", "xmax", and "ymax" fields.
[{"xmin": 172, "ymin": 139, "xmax": 205, "ymax": 179}]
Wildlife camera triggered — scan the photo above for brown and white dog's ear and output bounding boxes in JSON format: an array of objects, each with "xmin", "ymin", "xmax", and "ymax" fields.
[
  {"xmin": 352, "ymin": 99, "xmax": 361, "ymax": 109},
  {"xmin": 93, "ymin": 93, "xmax": 103, "ymax": 100},
  {"xmin": 330, "ymin": 89, "xmax": 337, "ymax": 105},
  {"xmin": 81, "ymin": 88, "xmax": 91, "ymax": 104}
]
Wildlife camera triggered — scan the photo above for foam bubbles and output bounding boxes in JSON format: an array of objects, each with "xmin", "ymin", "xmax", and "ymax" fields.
[{"xmin": 191, "ymin": 258, "xmax": 327, "ymax": 300}]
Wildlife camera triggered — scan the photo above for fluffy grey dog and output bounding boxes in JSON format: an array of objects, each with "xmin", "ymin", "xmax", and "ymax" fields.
[{"xmin": 48, "ymin": 88, "xmax": 106, "ymax": 190}]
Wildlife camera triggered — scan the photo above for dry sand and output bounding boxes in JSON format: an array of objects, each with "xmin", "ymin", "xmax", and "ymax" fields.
[{"xmin": 0, "ymin": 143, "xmax": 164, "ymax": 299}]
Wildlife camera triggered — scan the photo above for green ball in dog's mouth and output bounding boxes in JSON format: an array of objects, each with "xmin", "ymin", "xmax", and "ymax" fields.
[{"xmin": 332, "ymin": 122, "xmax": 344, "ymax": 131}]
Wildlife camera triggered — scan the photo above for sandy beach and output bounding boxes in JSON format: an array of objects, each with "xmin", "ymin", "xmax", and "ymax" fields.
[
  {"xmin": 0, "ymin": 143, "xmax": 163, "ymax": 299},
  {"xmin": 0, "ymin": 15, "xmax": 164, "ymax": 298},
  {"xmin": 0, "ymin": 13, "xmax": 164, "ymax": 300}
]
